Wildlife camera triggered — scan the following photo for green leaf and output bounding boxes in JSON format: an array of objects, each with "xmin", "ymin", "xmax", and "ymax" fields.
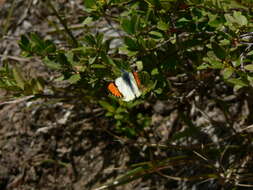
[
  {"xmin": 121, "ymin": 14, "xmax": 140, "ymax": 35},
  {"xmin": 225, "ymin": 11, "xmax": 248, "ymax": 29},
  {"xmin": 43, "ymin": 57, "xmax": 62, "ymax": 70},
  {"xmin": 121, "ymin": 17, "xmax": 135, "ymax": 35},
  {"xmin": 149, "ymin": 31, "xmax": 163, "ymax": 38},
  {"xmin": 154, "ymin": 88, "xmax": 163, "ymax": 94},
  {"xmin": 197, "ymin": 63, "xmax": 209, "ymax": 70},
  {"xmin": 136, "ymin": 61, "xmax": 143, "ymax": 71},
  {"xmin": 44, "ymin": 40, "xmax": 56, "ymax": 54},
  {"xmin": 247, "ymin": 75, "xmax": 253, "ymax": 83},
  {"xmin": 68, "ymin": 74, "xmax": 81, "ymax": 84},
  {"xmin": 139, "ymin": 71, "xmax": 151, "ymax": 88},
  {"xmin": 220, "ymin": 39, "xmax": 230, "ymax": 46},
  {"xmin": 66, "ymin": 52, "xmax": 74, "ymax": 65},
  {"xmin": 91, "ymin": 64, "xmax": 107, "ymax": 69},
  {"xmin": 244, "ymin": 64, "xmax": 253, "ymax": 71},
  {"xmin": 225, "ymin": 13, "xmax": 236, "ymax": 25},
  {"xmin": 82, "ymin": 17, "xmax": 93, "ymax": 25},
  {"xmin": 30, "ymin": 33, "xmax": 45, "ymax": 50},
  {"xmin": 124, "ymin": 36, "xmax": 139, "ymax": 51},
  {"xmin": 101, "ymin": 52, "xmax": 115, "ymax": 66},
  {"xmin": 88, "ymin": 57, "xmax": 97, "ymax": 64},
  {"xmin": 227, "ymin": 78, "xmax": 248, "ymax": 87},
  {"xmin": 99, "ymin": 100, "xmax": 115, "ymax": 113},
  {"xmin": 232, "ymin": 58, "xmax": 241, "ymax": 67},
  {"xmin": 222, "ymin": 68, "xmax": 233, "ymax": 79},
  {"xmin": 208, "ymin": 14, "xmax": 222, "ymax": 28},
  {"xmin": 55, "ymin": 75, "xmax": 64, "ymax": 81},
  {"xmin": 115, "ymin": 107, "xmax": 126, "ymax": 114},
  {"xmin": 177, "ymin": 17, "xmax": 190, "ymax": 23},
  {"xmin": 29, "ymin": 78, "xmax": 44, "ymax": 94},
  {"xmin": 209, "ymin": 60, "xmax": 224, "ymax": 69},
  {"xmin": 157, "ymin": 21, "xmax": 169, "ymax": 31},
  {"xmin": 132, "ymin": 14, "xmax": 140, "ymax": 34},
  {"xmin": 19, "ymin": 35, "xmax": 31, "ymax": 52},
  {"xmin": 13, "ymin": 66, "xmax": 25, "ymax": 90},
  {"xmin": 56, "ymin": 53, "xmax": 70, "ymax": 67},
  {"xmin": 96, "ymin": 33, "xmax": 104, "ymax": 47},
  {"xmin": 233, "ymin": 11, "xmax": 247, "ymax": 26},
  {"xmin": 84, "ymin": 0, "xmax": 96, "ymax": 8},
  {"xmin": 211, "ymin": 42, "xmax": 226, "ymax": 60},
  {"xmin": 20, "ymin": 35, "xmax": 29, "ymax": 47},
  {"xmin": 247, "ymin": 50, "xmax": 253, "ymax": 56},
  {"xmin": 114, "ymin": 114, "xmax": 124, "ymax": 120},
  {"xmin": 151, "ymin": 68, "xmax": 159, "ymax": 75},
  {"xmin": 84, "ymin": 34, "xmax": 96, "ymax": 46}
]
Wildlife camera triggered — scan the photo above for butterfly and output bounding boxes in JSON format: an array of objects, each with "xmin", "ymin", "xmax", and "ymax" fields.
[{"xmin": 107, "ymin": 71, "xmax": 141, "ymax": 102}]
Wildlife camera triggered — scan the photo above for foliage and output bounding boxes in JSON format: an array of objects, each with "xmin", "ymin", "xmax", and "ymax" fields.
[
  {"xmin": 2, "ymin": 0, "xmax": 253, "ymax": 189},
  {"xmin": 0, "ymin": 62, "xmax": 44, "ymax": 96}
]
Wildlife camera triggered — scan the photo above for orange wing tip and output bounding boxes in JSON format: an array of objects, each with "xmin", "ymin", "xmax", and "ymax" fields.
[
  {"xmin": 132, "ymin": 72, "xmax": 141, "ymax": 87},
  {"xmin": 107, "ymin": 82, "xmax": 122, "ymax": 97}
]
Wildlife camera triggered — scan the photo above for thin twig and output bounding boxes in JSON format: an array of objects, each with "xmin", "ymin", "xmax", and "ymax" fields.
[
  {"xmin": 193, "ymin": 151, "xmax": 209, "ymax": 162},
  {"xmin": 236, "ymin": 183, "xmax": 253, "ymax": 187},
  {"xmin": 46, "ymin": 24, "xmax": 90, "ymax": 34},
  {"xmin": 0, "ymin": 54, "xmax": 31, "ymax": 62},
  {"xmin": 0, "ymin": 95, "xmax": 34, "ymax": 106}
]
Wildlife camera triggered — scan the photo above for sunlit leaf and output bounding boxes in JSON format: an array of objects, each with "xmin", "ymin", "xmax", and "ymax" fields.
[
  {"xmin": 82, "ymin": 17, "xmax": 93, "ymax": 25},
  {"xmin": 149, "ymin": 31, "xmax": 163, "ymax": 38},
  {"xmin": 84, "ymin": 0, "xmax": 96, "ymax": 8},
  {"xmin": 222, "ymin": 68, "xmax": 234, "ymax": 79},
  {"xmin": 43, "ymin": 57, "xmax": 62, "ymax": 70},
  {"xmin": 233, "ymin": 11, "xmax": 248, "ymax": 26},
  {"xmin": 244, "ymin": 64, "xmax": 253, "ymax": 71},
  {"xmin": 157, "ymin": 20, "xmax": 169, "ymax": 31},
  {"xmin": 197, "ymin": 63, "xmax": 210, "ymax": 70},
  {"xmin": 13, "ymin": 66, "xmax": 25, "ymax": 90},
  {"xmin": 68, "ymin": 74, "xmax": 81, "ymax": 84},
  {"xmin": 227, "ymin": 78, "xmax": 248, "ymax": 87}
]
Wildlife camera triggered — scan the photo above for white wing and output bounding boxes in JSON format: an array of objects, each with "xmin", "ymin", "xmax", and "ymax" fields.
[
  {"xmin": 128, "ymin": 72, "xmax": 141, "ymax": 98},
  {"xmin": 115, "ymin": 72, "xmax": 141, "ymax": 102},
  {"xmin": 115, "ymin": 76, "xmax": 135, "ymax": 101}
]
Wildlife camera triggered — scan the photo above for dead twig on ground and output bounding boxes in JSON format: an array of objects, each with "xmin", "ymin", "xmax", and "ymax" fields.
[{"xmin": 0, "ymin": 95, "xmax": 34, "ymax": 106}]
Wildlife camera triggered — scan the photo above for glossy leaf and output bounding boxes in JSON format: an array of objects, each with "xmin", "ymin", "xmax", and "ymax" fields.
[
  {"xmin": 244, "ymin": 64, "xmax": 253, "ymax": 71},
  {"xmin": 222, "ymin": 68, "xmax": 234, "ymax": 79}
]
